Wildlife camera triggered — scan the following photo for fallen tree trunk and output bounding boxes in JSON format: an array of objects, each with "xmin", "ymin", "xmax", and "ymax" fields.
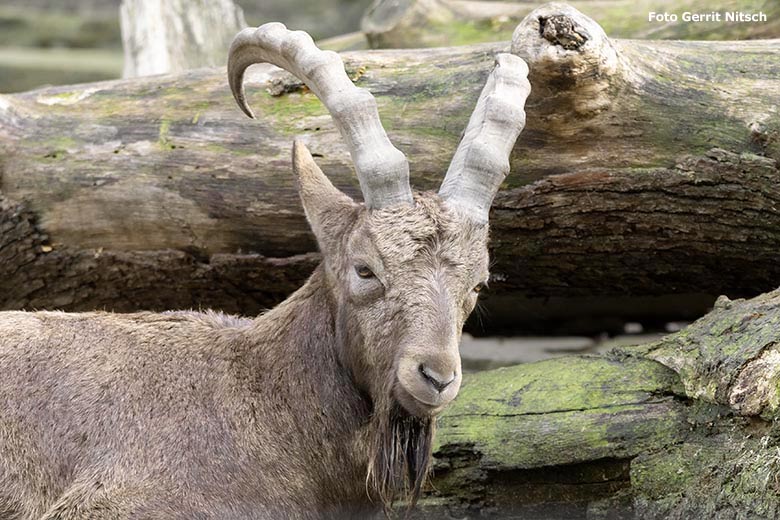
[
  {"xmin": 362, "ymin": 0, "xmax": 780, "ymax": 49},
  {"xmin": 1, "ymin": 4, "xmax": 780, "ymax": 331},
  {"xmin": 425, "ymin": 287, "xmax": 780, "ymax": 518}
]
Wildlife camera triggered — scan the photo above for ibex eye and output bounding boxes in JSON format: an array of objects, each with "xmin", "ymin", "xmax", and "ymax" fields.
[
  {"xmin": 473, "ymin": 283, "xmax": 486, "ymax": 293},
  {"xmin": 356, "ymin": 266, "xmax": 375, "ymax": 279}
]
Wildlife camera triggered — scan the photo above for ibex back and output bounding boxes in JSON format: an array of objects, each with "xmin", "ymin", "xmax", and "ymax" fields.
[{"xmin": 0, "ymin": 23, "xmax": 530, "ymax": 519}]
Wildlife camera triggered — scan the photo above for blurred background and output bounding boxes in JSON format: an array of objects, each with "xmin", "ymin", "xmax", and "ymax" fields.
[{"xmin": 0, "ymin": 0, "xmax": 372, "ymax": 92}]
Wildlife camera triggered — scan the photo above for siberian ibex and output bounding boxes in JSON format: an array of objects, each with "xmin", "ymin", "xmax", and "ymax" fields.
[{"xmin": 0, "ymin": 23, "xmax": 530, "ymax": 519}]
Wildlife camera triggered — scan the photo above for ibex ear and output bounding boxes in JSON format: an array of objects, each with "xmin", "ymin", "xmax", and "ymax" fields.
[{"xmin": 292, "ymin": 140, "xmax": 357, "ymax": 255}]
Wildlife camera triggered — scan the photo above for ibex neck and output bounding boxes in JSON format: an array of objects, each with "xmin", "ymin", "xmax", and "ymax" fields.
[
  {"xmin": 250, "ymin": 264, "xmax": 344, "ymax": 371},
  {"xmin": 246, "ymin": 264, "xmax": 372, "ymax": 505},
  {"xmin": 250, "ymin": 264, "xmax": 338, "ymax": 348}
]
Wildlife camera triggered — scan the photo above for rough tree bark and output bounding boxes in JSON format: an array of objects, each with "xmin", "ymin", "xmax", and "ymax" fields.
[
  {"xmin": 120, "ymin": 0, "xmax": 247, "ymax": 77},
  {"xmin": 1, "ymin": 4, "xmax": 779, "ymax": 331},
  {"xmin": 424, "ymin": 287, "xmax": 780, "ymax": 518},
  {"xmin": 361, "ymin": 0, "xmax": 780, "ymax": 49}
]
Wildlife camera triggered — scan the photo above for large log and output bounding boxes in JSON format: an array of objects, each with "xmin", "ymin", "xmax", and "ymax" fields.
[
  {"xmin": 1, "ymin": 4, "xmax": 780, "ymax": 331},
  {"xmin": 361, "ymin": 0, "xmax": 780, "ymax": 49},
  {"xmin": 423, "ymin": 287, "xmax": 780, "ymax": 518}
]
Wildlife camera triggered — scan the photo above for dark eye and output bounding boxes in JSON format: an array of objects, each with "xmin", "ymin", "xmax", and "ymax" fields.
[
  {"xmin": 473, "ymin": 282, "xmax": 486, "ymax": 294},
  {"xmin": 355, "ymin": 265, "xmax": 375, "ymax": 279}
]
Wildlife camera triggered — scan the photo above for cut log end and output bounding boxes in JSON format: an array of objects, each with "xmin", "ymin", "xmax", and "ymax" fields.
[
  {"xmin": 511, "ymin": 3, "xmax": 621, "ymax": 80},
  {"xmin": 510, "ymin": 3, "xmax": 625, "ymax": 122},
  {"xmin": 539, "ymin": 14, "xmax": 588, "ymax": 50}
]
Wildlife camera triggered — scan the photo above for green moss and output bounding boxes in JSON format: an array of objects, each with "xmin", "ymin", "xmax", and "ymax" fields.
[
  {"xmin": 43, "ymin": 150, "xmax": 66, "ymax": 160},
  {"xmin": 39, "ymin": 136, "xmax": 79, "ymax": 161},
  {"xmin": 436, "ymin": 402, "xmax": 686, "ymax": 470},
  {"xmin": 632, "ymin": 435, "xmax": 780, "ymax": 519},
  {"xmin": 235, "ymin": 90, "xmax": 330, "ymax": 134},
  {"xmin": 46, "ymin": 91, "xmax": 86, "ymax": 103},
  {"xmin": 199, "ymin": 142, "xmax": 256, "ymax": 157},
  {"xmin": 631, "ymin": 443, "xmax": 712, "ymax": 501},
  {"xmin": 45, "ymin": 136, "xmax": 78, "ymax": 149},
  {"xmin": 428, "ymin": 19, "xmax": 514, "ymax": 47},
  {"xmin": 257, "ymin": 91, "xmax": 327, "ymax": 118},
  {"xmin": 444, "ymin": 356, "xmax": 679, "ymax": 417},
  {"xmin": 157, "ymin": 118, "xmax": 174, "ymax": 150},
  {"xmin": 434, "ymin": 356, "xmax": 685, "ymax": 469},
  {"xmin": 647, "ymin": 291, "xmax": 780, "ymax": 407}
]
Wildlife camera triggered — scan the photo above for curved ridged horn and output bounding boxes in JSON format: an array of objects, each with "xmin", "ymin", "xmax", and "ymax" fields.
[
  {"xmin": 439, "ymin": 53, "xmax": 531, "ymax": 224},
  {"xmin": 228, "ymin": 23, "xmax": 413, "ymax": 210}
]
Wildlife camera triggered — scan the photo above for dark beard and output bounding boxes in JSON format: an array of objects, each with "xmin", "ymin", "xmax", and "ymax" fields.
[{"xmin": 367, "ymin": 402, "xmax": 435, "ymax": 516}]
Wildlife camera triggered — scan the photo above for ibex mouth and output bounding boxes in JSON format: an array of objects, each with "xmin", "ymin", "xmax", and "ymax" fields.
[
  {"xmin": 393, "ymin": 384, "xmax": 446, "ymax": 418},
  {"xmin": 394, "ymin": 355, "xmax": 462, "ymax": 417}
]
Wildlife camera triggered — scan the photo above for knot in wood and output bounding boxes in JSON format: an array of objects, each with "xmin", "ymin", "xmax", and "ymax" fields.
[
  {"xmin": 539, "ymin": 15, "xmax": 588, "ymax": 50},
  {"xmin": 714, "ymin": 294, "xmax": 733, "ymax": 310},
  {"xmin": 266, "ymin": 73, "xmax": 306, "ymax": 97}
]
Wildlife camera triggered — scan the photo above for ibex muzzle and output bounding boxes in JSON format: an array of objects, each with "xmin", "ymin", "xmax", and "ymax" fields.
[{"xmin": 0, "ymin": 22, "xmax": 530, "ymax": 518}]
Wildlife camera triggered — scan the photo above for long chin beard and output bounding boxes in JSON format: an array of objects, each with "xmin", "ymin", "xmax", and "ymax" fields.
[{"xmin": 366, "ymin": 398, "xmax": 435, "ymax": 515}]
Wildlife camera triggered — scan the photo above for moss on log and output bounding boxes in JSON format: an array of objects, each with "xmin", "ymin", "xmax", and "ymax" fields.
[
  {"xmin": 423, "ymin": 287, "xmax": 780, "ymax": 518},
  {"xmin": 1, "ymin": 4, "xmax": 780, "ymax": 330},
  {"xmin": 436, "ymin": 356, "xmax": 686, "ymax": 468}
]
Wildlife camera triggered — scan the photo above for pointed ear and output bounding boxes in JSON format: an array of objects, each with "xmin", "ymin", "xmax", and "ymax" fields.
[{"xmin": 293, "ymin": 140, "xmax": 357, "ymax": 255}]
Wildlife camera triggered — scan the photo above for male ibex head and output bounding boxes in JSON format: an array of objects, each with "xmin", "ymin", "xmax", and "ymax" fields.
[
  {"xmin": 0, "ymin": 23, "xmax": 531, "ymax": 520},
  {"xmin": 229, "ymin": 23, "xmax": 530, "ymax": 507}
]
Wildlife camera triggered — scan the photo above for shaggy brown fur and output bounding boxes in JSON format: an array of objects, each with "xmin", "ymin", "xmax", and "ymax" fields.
[{"xmin": 0, "ymin": 146, "xmax": 489, "ymax": 519}]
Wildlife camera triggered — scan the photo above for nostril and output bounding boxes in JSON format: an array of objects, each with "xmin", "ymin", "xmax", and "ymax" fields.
[{"xmin": 418, "ymin": 364, "xmax": 456, "ymax": 392}]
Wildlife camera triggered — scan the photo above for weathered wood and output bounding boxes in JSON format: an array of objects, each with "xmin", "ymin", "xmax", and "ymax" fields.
[
  {"xmin": 423, "ymin": 287, "xmax": 780, "ymax": 518},
  {"xmin": 362, "ymin": 0, "xmax": 780, "ymax": 49},
  {"xmin": 119, "ymin": 0, "xmax": 246, "ymax": 77},
  {"xmin": 1, "ymin": 5, "xmax": 780, "ymax": 329}
]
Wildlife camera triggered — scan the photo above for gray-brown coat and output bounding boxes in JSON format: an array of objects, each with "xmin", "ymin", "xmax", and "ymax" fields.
[{"xmin": 0, "ymin": 22, "xmax": 530, "ymax": 519}]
